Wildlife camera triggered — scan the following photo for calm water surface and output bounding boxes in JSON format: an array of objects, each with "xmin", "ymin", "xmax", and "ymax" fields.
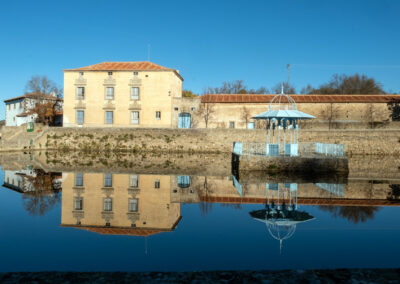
[{"xmin": 0, "ymin": 153, "xmax": 399, "ymax": 272}]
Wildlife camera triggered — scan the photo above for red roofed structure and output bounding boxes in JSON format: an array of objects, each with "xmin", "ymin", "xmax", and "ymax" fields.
[
  {"xmin": 64, "ymin": 61, "xmax": 183, "ymax": 81},
  {"xmin": 201, "ymin": 94, "xmax": 400, "ymax": 104}
]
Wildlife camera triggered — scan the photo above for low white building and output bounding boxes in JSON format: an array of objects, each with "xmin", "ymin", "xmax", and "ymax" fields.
[{"xmin": 4, "ymin": 93, "xmax": 63, "ymax": 126}]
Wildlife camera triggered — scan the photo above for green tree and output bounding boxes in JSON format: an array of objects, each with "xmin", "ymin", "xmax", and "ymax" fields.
[
  {"xmin": 306, "ymin": 73, "xmax": 385, "ymax": 94},
  {"xmin": 182, "ymin": 90, "xmax": 198, "ymax": 98},
  {"xmin": 387, "ymin": 101, "xmax": 400, "ymax": 121}
]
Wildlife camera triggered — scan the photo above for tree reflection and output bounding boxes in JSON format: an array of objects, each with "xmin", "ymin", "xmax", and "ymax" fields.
[
  {"xmin": 21, "ymin": 169, "xmax": 62, "ymax": 216},
  {"xmin": 319, "ymin": 206, "xmax": 380, "ymax": 224},
  {"xmin": 387, "ymin": 184, "xmax": 400, "ymax": 201},
  {"xmin": 22, "ymin": 192, "xmax": 61, "ymax": 216}
]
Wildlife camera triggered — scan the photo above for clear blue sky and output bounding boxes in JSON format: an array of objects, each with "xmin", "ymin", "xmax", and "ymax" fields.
[{"xmin": 1, "ymin": 0, "xmax": 399, "ymax": 104}]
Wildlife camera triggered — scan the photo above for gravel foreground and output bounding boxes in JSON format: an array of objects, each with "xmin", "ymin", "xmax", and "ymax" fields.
[{"xmin": 0, "ymin": 269, "xmax": 399, "ymax": 284}]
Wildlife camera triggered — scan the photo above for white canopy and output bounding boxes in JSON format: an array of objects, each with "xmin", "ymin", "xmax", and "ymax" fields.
[{"xmin": 253, "ymin": 109, "xmax": 315, "ymax": 120}]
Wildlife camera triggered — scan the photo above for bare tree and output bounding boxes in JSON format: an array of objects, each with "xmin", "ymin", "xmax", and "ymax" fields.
[
  {"xmin": 197, "ymin": 102, "xmax": 215, "ymax": 128},
  {"xmin": 25, "ymin": 75, "xmax": 63, "ymax": 98},
  {"xmin": 203, "ymin": 80, "xmax": 269, "ymax": 94},
  {"xmin": 364, "ymin": 103, "xmax": 376, "ymax": 128},
  {"xmin": 24, "ymin": 75, "xmax": 63, "ymax": 125},
  {"xmin": 272, "ymin": 82, "xmax": 296, "ymax": 94},
  {"xmin": 241, "ymin": 106, "xmax": 252, "ymax": 129},
  {"xmin": 364, "ymin": 103, "xmax": 387, "ymax": 128},
  {"xmin": 319, "ymin": 103, "xmax": 341, "ymax": 129}
]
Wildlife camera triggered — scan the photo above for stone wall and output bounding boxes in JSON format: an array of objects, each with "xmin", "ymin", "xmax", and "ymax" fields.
[
  {"xmin": 0, "ymin": 125, "xmax": 399, "ymax": 156},
  {"xmin": 34, "ymin": 127, "xmax": 400, "ymax": 156},
  {"xmin": 191, "ymin": 101, "xmax": 396, "ymax": 129}
]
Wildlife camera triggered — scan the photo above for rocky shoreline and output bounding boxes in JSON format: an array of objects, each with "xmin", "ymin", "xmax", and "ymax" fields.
[{"xmin": 0, "ymin": 269, "xmax": 399, "ymax": 283}]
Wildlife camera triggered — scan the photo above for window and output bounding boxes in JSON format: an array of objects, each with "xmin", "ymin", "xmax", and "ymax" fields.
[
  {"xmin": 104, "ymin": 198, "xmax": 113, "ymax": 211},
  {"xmin": 108, "ymin": 71, "xmax": 113, "ymax": 76},
  {"xmin": 154, "ymin": 179, "xmax": 160, "ymax": 188},
  {"xmin": 131, "ymin": 87, "xmax": 140, "ymax": 100},
  {"xmin": 74, "ymin": 197, "xmax": 83, "ymax": 210},
  {"xmin": 177, "ymin": 176, "xmax": 191, "ymax": 188},
  {"xmin": 129, "ymin": 198, "xmax": 138, "ymax": 212},
  {"xmin": 105, "ymin": 111, "xmax": 113, "ymax": 124},
  {"xmin": 14, "ymin": 103, "xmax": 16, "ymax": 109},
  {"xmin": 131, "ymin": 111, "xmax": 139, "ymax": 125},
  {"xmin": 19, "ymin": 102, "xmax": 22, "ymax": 108},
  {"xmin": 133, "ymin": 71, "xmax": 138, "ymax": 75},
  {"xmin": 106, "ymin": 87, "xmax": 114, "ymax": 100},
  {"xmin": 75, "ymin": 173, "xmax": 83, "ymax": 187},
  {"xmin": 76, "ymin": 87, "xmax": 85, "ymax": 99},
  {"xmin": 191, "ymin": 107, "xmax": 196, "ymax": 111},
  {"xmin": 7, "ymin": 104, "xmax": 10, "ymax": 110},
  {"xmin": 104, "ymin": 174, "xmax": 113, "ymax": 187},
  {"xmin": 79, "ymin": 72, "xmax": 84, "ymax": 76},
  {"xmin": 156, "ymin": 111, "xmax": 161, "ymax": 120},
  {"xmin": 130, "ymin": 175, "xmax": 139, "ymax": 188},
  {"xmin": 229, "ymin": 121, "xmax": 235, "ymax": 129},
  {"xmin": 76, "ymin": 110, "xmax": 84, "ymax": 125},
  {"xmin": 174, "ymin": 107, "xmax": 179, "ymax": 111}
]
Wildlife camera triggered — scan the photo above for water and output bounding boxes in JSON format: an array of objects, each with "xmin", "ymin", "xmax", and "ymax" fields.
[{"xmin": 0, "ymin": 152, "xmax": 399, "ymax": 272}]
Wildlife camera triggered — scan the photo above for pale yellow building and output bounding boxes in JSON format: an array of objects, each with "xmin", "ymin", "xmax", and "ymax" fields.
[
  {"xmin": 63, "ymin": 61, "xmax": 188, "ymax": 128},
  {"xmin": 63, "ymin": 61, "xmax": 400, "ymax": 129}
]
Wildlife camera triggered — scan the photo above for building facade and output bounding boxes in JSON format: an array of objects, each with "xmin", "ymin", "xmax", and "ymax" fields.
[
  {"xmin": 63, "ymin": 61, "xmax": 189, "ymax": 128},
  {"xmin": 197, "ymin": 94, "xmax": 400, "ymax": 129},
  {"xmin": 4, "ymin": 93, "xmax": 63, "ymax": 127},
  {"xmin": 63, "ymin": 61, "xmax": 400, "ymax": 129}
]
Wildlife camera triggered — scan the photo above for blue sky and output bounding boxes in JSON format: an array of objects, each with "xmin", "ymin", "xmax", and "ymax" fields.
[{"xmin": 0, "ymin": 0, "xmax": 399, "ymax": 104}]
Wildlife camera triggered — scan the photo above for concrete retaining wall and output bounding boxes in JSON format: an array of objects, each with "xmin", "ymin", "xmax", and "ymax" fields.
[{"xmin": 1, "ymin": 126, "xmax": 400, "ymax": 156}]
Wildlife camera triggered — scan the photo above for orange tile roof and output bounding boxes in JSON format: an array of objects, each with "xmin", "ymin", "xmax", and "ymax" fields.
[
  {"xmin": 201, "ymin": 94, "xmax": 400, "ymax": 104},
  {"xmin": 65, "ymin": 61, "xmax": 169, "ymax": 71},
  {"xmin": 64, "ymin": 61, "xmax": 183, "ymax": 81},
  {"xmin": 62, "ymin": 225, "xmax": 169, "ymax": 237}
]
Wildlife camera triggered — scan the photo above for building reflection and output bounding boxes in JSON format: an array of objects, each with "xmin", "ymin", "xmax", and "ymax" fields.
[
  {"xmin": 61, "ymin": 173, "xmax": 181, "ymax": 237},
  {"xmin": 2, "ymin": 165, "xmax": 399, "ymax": 238}
]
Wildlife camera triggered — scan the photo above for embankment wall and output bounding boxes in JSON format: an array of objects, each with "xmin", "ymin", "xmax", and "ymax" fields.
[
  {"xmin": 1, "ymin": 126, "xmax": 400, "ymax": 156},
  {"xmin": 38, "ymin": 127, "xmax": 400, "ymax": 156}
]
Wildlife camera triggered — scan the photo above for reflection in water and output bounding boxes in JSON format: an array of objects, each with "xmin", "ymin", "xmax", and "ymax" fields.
[
  {"xmin": 1, "ymin": 154, "xmax": 399, "ymax": 238},
  {"xmin": 1, "ymin": 152, "xmax": 400, "ymax": 271},
  {"xmin": 61, "ymin": 172, "xmax": 181, "ymax": 237},
  {"xmin": 318, "ymin": 206, "xmax": 381, "ymax": 224},
  {"xmin": 3, "ymin": 168, "xmax": 62, "ymax": 216},
  {"xmin": 250, "ymin": 183, "xmax": 314, "ymax": 253}
]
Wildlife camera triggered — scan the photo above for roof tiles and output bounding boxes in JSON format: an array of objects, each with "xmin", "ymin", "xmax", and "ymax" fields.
[
  {"xmin": 200, "ymin": 94, "xmax": 400, "ymax": 104},
  {"xmin": 72, "ymin": 226, "xmax": 167, "ymax": 237},
  {"xmin": 65, "ymin": 61, "xmax": 169, "ymax": 71}
]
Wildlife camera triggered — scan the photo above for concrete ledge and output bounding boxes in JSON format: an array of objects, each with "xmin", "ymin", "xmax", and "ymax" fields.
[{"xmin": 0, "ymin": 269, "xmax": 398, "ymax": 283}]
